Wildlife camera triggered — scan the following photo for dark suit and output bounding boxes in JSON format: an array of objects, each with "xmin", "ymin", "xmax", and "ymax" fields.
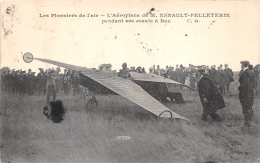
[
  {"xmin": 198, "ymin": 74, "xmax": 225, "ymax": 120},
  {"xmin": 224, "ymin": 68, "xmax": 234, "ymax": 94},
  {"xmin": 238, "ymin": 68, "xmax": 255, "ymax": 125}
]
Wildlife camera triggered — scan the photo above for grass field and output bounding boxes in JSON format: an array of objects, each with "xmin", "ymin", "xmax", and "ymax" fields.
[{"xmin": 1, "ymin": 81, "xmax": 260, "ymax": 163}]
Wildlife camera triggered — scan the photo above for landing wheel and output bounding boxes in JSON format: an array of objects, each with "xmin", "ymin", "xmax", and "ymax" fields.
[
  {"xmin": 86, "ymin": 99, "xmax": 98, "ymax": 110},
  {"xmin": 159, "ymin": 110, "xmax": 172, "ymax": 119}
]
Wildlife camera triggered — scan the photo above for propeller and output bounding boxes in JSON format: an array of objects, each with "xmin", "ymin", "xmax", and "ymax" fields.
[{"xmin": 23, "ymin": 52, "xmax": 34, "ymax": 63}]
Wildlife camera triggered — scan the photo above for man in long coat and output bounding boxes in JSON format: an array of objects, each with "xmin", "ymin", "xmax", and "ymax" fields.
[
  {"xmin": 224, "ymin": 64, "xmax": 234, "ymax": 95},
  {"xmin": 238, "ymin": 61, "xmax": 255, "ymax": 127},
  {"xmin": 198, "ymin": 69, "xmax": 225, "ymax": 121}
]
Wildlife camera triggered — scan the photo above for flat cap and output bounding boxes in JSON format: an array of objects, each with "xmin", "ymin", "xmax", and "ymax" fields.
[
  {"xmin": 224, "ymin": 64, "xmax": 228, "ymax": 66},
  {"xmin": 240, "ymin": 60, "xmax": 250, "ymax": 67}
]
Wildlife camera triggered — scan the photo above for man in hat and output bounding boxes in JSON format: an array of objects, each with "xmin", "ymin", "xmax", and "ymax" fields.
[
  {"xmin": 180, "ymin": 66, "xmax": 187, "ymax": 89},
  {"xmin": 209, "ymin": 65, "xmax": 217, "ymax": 81},
  {"xmin": 165, "ymin": 66, "xmax": 169, "ymax": 74},
  {"xmin": 156, "ymin": 65, "xmax": 161, "ymax": 75},
  {"xmin": 39, "ymin": 68, "xmax": 57, "ymax": 103},
  {"xmin": 18, "ymin": 71, "xmax": 25, "ymax": 94},
  {"xmin": 197, "ymin": 69, "xmax": 225, "ymax": 121},
  {"xmin": 71, "ymin": 70, "xmax": 79, "ymax": 96},
  {"xmin": 215, "ymin": 66, "xmax": 225, "ymax": 95},
  {"xmin": 175, "ymin": 65, "xmax": 180, "ymax": 73},
  {"xmin": 63, "ymin": 71, "xmax": 71, "ymax": 96},
  {"xmin": 190, "ymin": 72, "xmax": 196, "ymax": 91},
  {"xmin": 151, "ymin": 65, "xmax": 156, "ymax": 74},
  {"xmin": 27, "ymin": 71, "xmax": 36, "ymax": 95},
  {"xmin": 10, "ymin": 70, "xmax": 17, "ymax": 94},
  {"xmin": 224, "ymin": 64, "xmax": 234, "ymax": 95},
  {"xmin": 253, "ymin": 65, "xmax": 260, "ymax": 95},
  {"xmin": 31, "ymin": 72, "xmax": 38, "ymax": 95},
  {"xmin": 118, "ymin": 62, "xmax": 130, "ymax": 79},
  {"xmin": 238, "ymin": 61, "xmax": 255, "ymax": 127},
  {"xmin": 5, "ymin": 71, "xmax": 12, "ymax": 93},
  {"xmin": 1, "ymin": 71, "xmax": 6, "ymax": 91},
  {"xmin": 37, "ymin": 71, "xmax": 47, "ymax": 95}
]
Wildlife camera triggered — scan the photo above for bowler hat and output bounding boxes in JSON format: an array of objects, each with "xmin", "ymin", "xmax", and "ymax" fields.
[{"xmin": 240, "ymin": 61, "xmax": 249, "ymax": 67}]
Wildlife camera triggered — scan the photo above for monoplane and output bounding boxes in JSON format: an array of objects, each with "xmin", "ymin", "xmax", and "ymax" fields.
[{"xmin": 23, "ymin": 52, "xmax": 194, "ymax": 121}]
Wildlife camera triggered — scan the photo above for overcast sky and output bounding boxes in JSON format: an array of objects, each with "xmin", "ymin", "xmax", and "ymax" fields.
[{"xmin": 1, "ymin": 0, "xmax": 259, "ymax": 72}]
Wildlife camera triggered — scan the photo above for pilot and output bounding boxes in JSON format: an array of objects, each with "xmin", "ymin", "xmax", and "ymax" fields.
[{"xmin": 118, "ymin": 62, "xmax": 130, "ymax": 79}]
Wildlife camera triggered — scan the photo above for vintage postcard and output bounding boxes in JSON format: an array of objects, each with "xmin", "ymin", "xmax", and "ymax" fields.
[{"xmin": 1, "ymin": 0, "xmax": 259, "ymax": 163}]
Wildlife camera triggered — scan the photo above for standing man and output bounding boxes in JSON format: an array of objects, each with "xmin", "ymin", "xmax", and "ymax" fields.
[
  {"xmin": 63, "ymin": 72, "xmax": 70, "ymax": 96},
  {"xmin": 1, "ymin": 71, "xmax": 6, "ymax": 91},
  {"xmin": 197, "ymin": 69, "xmax": 225, "ymax": 121},
  {"xmin": 224, "ymin": 64, "xmax": 234, "ymax": 95},
  {"xmin": 179, "ymin": 66, "xmax": 187, "ymax": 89},
  {"xmin": 71, "ymin": 70, "xmax": 79, "ymax": 96},
  {"xmin": 39, "ymin": 68, "xmax": 56, "ymax": 103},
  {"xmin": 209, "ymin": 65, "xmax": 217, "ymax": 81},
  {"xmin": 238, "ymin": 61, "xmax": 255, "ymax": 127},
  {"xmin": 253, "ymin": 65, "xmax": 260, "ymax": 95},
  {"xmin": 151, "ymin": 65, "xmax": 156, "ymax": 74},
  {"xmin": 37, "ymin": 71, "xmax": 47, "ymax": 95},
  {"xmin": 190, "ymin": 73, "xmax": 196, "ymax": 91},
  {"xmin": 215, "ymin": 66, "xmax": 225, "ymax": 95},
  {"xmin": 156, "ymin": 65, "xmax": 161, "ymax": 75}
]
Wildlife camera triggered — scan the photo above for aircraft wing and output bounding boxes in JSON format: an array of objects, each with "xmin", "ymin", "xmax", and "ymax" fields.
[
  {"xmin": 130, "ymin": 72, "xmax": 195, "ymax": 91},
  {"xmin": 31, "ymin": 57, "xmax": 189, "ymax": 121}
]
